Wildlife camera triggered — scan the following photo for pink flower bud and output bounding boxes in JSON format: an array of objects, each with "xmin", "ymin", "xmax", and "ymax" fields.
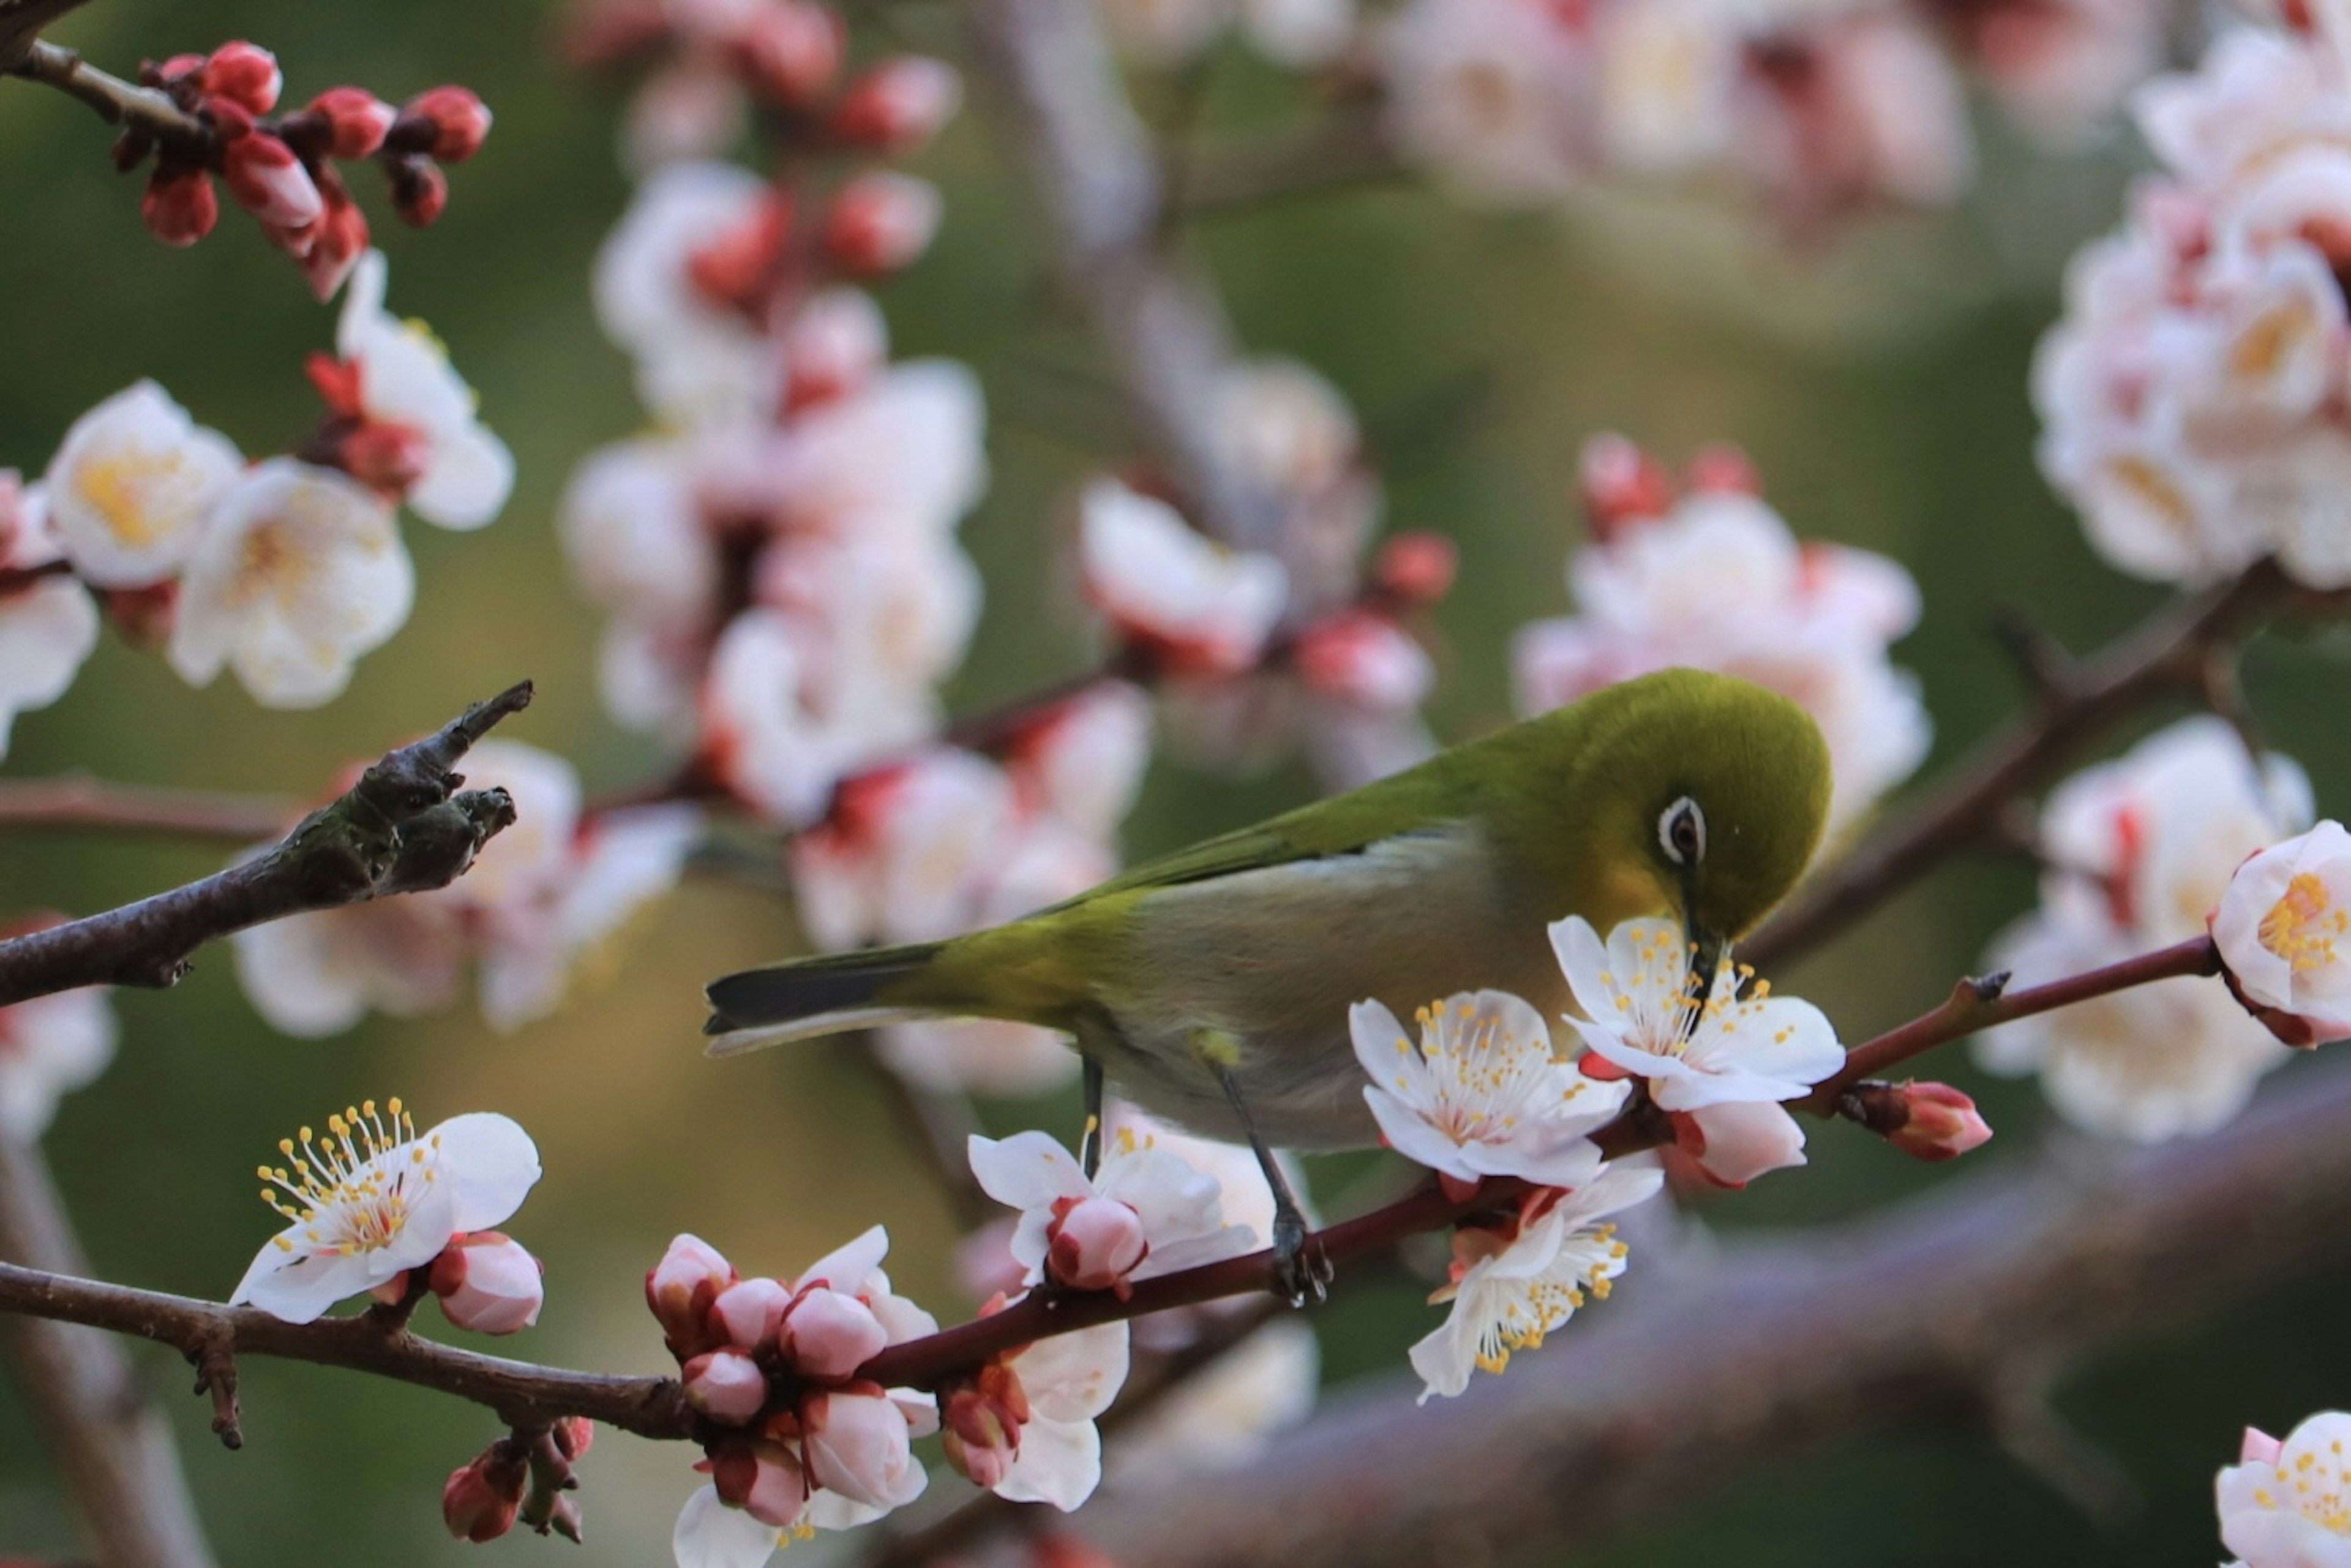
[
  {"xmin": 552, "ymin": 1416, "xmax": 595, "ymax": 1461},
  {"xmin": 800, "ymin": 1387, "xmax": 918, "ymax": 1509},
  {"xmin": 1883, "ymin": 1082, "xmax": 1993, "ymax": 1163},
  {"xmin": 149, "ymin": 54, "xmax": 207, "ymax": 89},
  {"xmin": 780, "ymin": 288, "xmax": 885, "ymax": 411},
  {"xmin": 1685, "ymin": 442, "xmax": 1760, "ymax": 496},
  {"xmin": 294, "ymin": 173, "xmax": 370, "ymax": 301},
  {"xmin": 647, "ymin": 1233, "xmax": 737, "ymax": 1358},
  {"xmin": 1294, "ymin": 612, "xmax": 1433, "ymax": 711},
  {"xmin": 1578, "ymin": 432, "xmax": 1674, "ymax": 537},
  {"xmin": 442, "ymin": 1442, "xmax": 527, "ymax": 1542},
  {"xmin": 1372, "ymin": 530, "xmax": 1457, "ymax": 606},
  {"xmin": 822, "ymin": 173, "xmax": 940, "ymax": 277},
  {"xmin": 201, "ymin": 42, "xmax": 282, "ymax": 114},
  {"xmin": 830, "ymin": 56, "xmax": 962, "ymax": 152},
  {"xmin": 2242, "ymin": 1425, "xmax": 2285, "ymax": 1465},
  {"xmin": 389, "ymin": 156, "xmax": 449, "ymax": 228},
  {"xmin": 141, "ymin": 164, "xmax": 217, "ymax": 247},
  {"xmin": 709, "ymin": 1275, "xmax": 792, "ymax": 1350},
  {"xmin": 222, "ymin": 133, "xmax": 323, "ymax": 228},
  {"xmin": 306, "ymin": 86, "xmax": 396, "ymax": 159},
  {"xmin": 707, "ymin": 1438, "xmax": 808, "ymax": 1529},
  {"xmin": 400, "ymin": 86, "xmax": 494, "ymax": 162},
  {"xmin": 778, "ymin": 1285, "xmax": 887, "ymax": 1380},
  {"xmin": 1044, "ymin": 1196, "xmax": 1149, "ymax": 1292},
  {"xmin": 427, "ymin": 1231, "xmax": 544, "ymax": 1335},
  {"xmin": 682, "ymin": 1347, "xmax": 770, "ymax": 1425},
  {"xmin": 940, "ymin": 1363, "xmax": 1029, "ymax": 1490},
  {"xmin": 738, "ymin": 1, "xmax": 844, "ymax": 105}
]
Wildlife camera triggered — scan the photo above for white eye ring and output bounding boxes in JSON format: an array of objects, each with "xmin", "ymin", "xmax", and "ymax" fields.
[{"xmin": 1659, "ymin": 797, "xmax": 1706, "ymax": 866}]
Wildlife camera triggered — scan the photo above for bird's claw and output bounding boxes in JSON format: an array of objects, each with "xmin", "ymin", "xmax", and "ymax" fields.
[{"xmin": 1270, "ymin": 1210, "xmax": 1332, "ymax": 1307}]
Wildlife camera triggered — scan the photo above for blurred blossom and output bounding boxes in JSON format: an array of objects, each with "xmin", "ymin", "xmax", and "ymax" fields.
[
  {"xmin": 2213, "ymin": 819, "xmax": 2351, "ymax": 1045},
  {"xmin": 1410, "ymin": 1162, "xmax": 1659, "ymax": 1400},
  {"xmin": 594, "ymin": 160, "xmax": 779, "ymax": 426},
  {"xmin": 1002, "ymin": 680, "xmax": 1155, "ymax": 843},
  {"xmin": 968, "ymin": 1126, "xmax": 1259, "ymax": 1292},
  {"xmin": 1380, "ymin": 0, "xmax": 1597, "ymax": 206},
  {"xmin": 2036, "ymin": 13, "xmax": 2351, "ymax": 588},
  {"xmin": 231, "ymin": 1102, "xmax": 540, "ymax": 1324},
  {"xmin": 1111, "ymin": 1318, "xmax": 1321, "ymax": 1479},
  {"xmin": 42, "ymin": 380, "xmax": 242, "ymax": 588},
  {"xmin": 1080, "ymin": 479, "xmax": 1288, "ymax": 676},
  {"xmin": 1978, "ymin": 717, "xmax": 2308, "ymax": 1139},
  {"xmin": 1093, "ymin": 0, "xmax": 1355, "ymax": 69},
  {"xmin": 1941, "ymin": 0, "xmax": 2164, "ymax": 148},
  {"xmin": 1515, "ymin": 437, "xmax": 1928, "ymax": 835},
  {"xmin": 166, "ymin": 459, "xmax": 415, "ymax": 710},
  {"xmin": 0, "ymin": 474, "xmax": 99, "ymax": 760},
  {"xmin": 0, "ymin": 964, "xmax": 115, "ymax": 1144},
  {"xmin": 232, "ymin": 741, "xmax": 699, "ymax": 1035},
  {"xmin": 1215, "ymin": 358, "xmax": 1382, "ymax": 606}
]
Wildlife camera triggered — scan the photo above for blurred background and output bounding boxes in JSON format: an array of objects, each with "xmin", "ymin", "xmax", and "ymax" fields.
[{"xmin": 3, "ymin": 0, "xmax": 2350, "ymax": 1562}]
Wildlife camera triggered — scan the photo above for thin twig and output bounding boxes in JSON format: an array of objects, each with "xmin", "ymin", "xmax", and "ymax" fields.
[
  {"xmin": 0, "ymin": 682, "xmax": 534, "ymax": 1008},
  {"xmin": 0, "ymin": 775, "xmax": 297, "ymax": 841},
  {"xmin": 6, "ymin": 38, "xmax": 211, "ymax": 149}
]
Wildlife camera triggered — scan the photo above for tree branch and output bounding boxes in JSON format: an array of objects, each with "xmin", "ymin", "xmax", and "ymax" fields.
[
  {"xmin": 0, "ymin": 1138, "xmax": 217, "ymax": 1568},
  {"xmin": 6, "ymin": 38, "xmax": 212, "ymax": 149},
  {"xmin": 0, "ymin": 0, "xmax": 91, "ymax": 72},
  {"xmin": 0, "ymin": 775, "xmax": 298, "ymax": 841},
  {"xmin": 0, "ymin": 682, "xmax": 534, "ymax": 1008},
  {"xmin": 1747, "ymin": 559, "xmax": 2336, "ymax": 970}
]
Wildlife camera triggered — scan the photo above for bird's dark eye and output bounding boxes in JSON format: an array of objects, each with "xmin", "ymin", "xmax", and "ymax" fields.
[{"xmin": 1658, "ymin": 797, "xmax": 1706, "ymax": 866}]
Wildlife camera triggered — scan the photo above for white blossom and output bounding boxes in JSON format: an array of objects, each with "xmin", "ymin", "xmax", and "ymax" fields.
[
  {"xmin": 2213, "ymin": 819, "xmax": 2351, "ymax": 1045},
  {"xmin": 594, "ymin": 160, "xmax": 778, "ymax": 426},
  {"xmin": 2216, "ymin": 1409, "xmax": 2351, "ymax": 1567},
  {"xmin": 1380, "ymin": 0, "xmax": 1596, "ymax": 206},
  {"xmin": 1079, "ymin": 479, "xmax": 1288, "ymax": 675},
  {"xmin": 167, "ymin": 459, "xmax": 414, "ymax": 709},
  {"xmin": 0, "ymin": 980, "xmax": 116, "ymax": 1144},
  {"xmin": 335, "ymin": 250, "xmax": 514, "ymax": 529},
  {"xmin": 994, "ymin": 1319, "xmax": 1130, "ymax": 1510},
  {"xmin": 0, "ymin": 476, "xmax": 98, "ymax": 759},
  {"xmin": 231, "ymin": 1101, "xmax": 539, "ymax": 1324},
  {"xmin": 42, "ymin": 380, "xmax": 242, "ymax": 587},
  {"xmin": 1350, "ymin": 989, "xmax": 1628, "ymax": 1188},
  {"xmin": 969, "ymin": 1127, "xmax": 1259, "ymax": 1291}
]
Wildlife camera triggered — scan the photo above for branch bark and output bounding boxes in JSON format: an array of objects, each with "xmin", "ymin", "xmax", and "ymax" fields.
[
  {"xmin": 0, "ymin": 681, "xmax": 534, "ymax": 1008},
  {"xmin": 6, "ymin": 37, "xmax": 211, "ymax": 148},
  {"xmin": 0, "ymin": 1138, "xmax": 217, "ymax": 1568},
  {"xmin": 1041, "ymin": 1052, "xmax": 2351, "ymax": 1568}
]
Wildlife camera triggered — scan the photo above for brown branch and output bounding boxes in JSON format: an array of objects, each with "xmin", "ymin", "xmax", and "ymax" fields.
[
  {"xmin": 0, "ymin": 682, "xmax": 534, "ymax": 1008},
  {"xmin": 6, "ymin": 38, "xmax": 211, "ymax": 149},
  {"xmin": 1747, "ymin": 558, "xmax": 2339, "ymax": 970},
  {"xmin": 0, "ymin": 1139, "xmax": 217, "ymax": 1568},
  {"xmin": 1034, "ymin": 1054, "xmax": 2351, "ymax": 1568},
  {"xmin": 0, "ymin": 0, "xmax": 91, "ymax": 71},
  {"xmin": 0, "ymin": 775, "xmax": 297, "ymax": 841}
]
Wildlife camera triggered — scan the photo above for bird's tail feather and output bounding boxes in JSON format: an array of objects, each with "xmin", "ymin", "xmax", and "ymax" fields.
[{"xmin": 703, "ymin": 942, "xmax": 948, "ymax": 1057}]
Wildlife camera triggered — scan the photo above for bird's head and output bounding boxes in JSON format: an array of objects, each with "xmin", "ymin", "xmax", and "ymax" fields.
[{"xmin": 1565, "ymin": 669, "xmax": 1834, "ymax": 997}]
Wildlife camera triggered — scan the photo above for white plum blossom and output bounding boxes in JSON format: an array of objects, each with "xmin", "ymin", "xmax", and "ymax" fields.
[
  {"xmin": 166, "ymin": 459, "xmax": 415, "ymax": 709},
  {"xmin": 2216, "ymin": 1410, "xmax": 2351, "ymax": 1567},
  {"xmin": 332, "ymin": 250, "xmax": 515, "ymax": 530},
  {"xmin": 0, "ymin": 473, "xmax": 99, "ymax": 760},
  {"xmin": 1080, "ymin": 479, "xmax": 1288, "ymax": 675},
  {"xmin": 0, "ymin": 977, "xmax": 116, "ymax": 1144},
  {"xmin": 1002, "ymin": 680, "xmax": 1155, "ymax": 844},
  {"xmin": 594, "ymin": 160, "xmax": 778, "ymax": 426},
  {"xmin": 231, "ymin": 1101, "xmax": 540, "ymax": 1324},
  {"xmin": 992, "ymin": 1319, "xmax": 1131, "ymax": 1510},
  {"xmin": 1553, "ymin": 915, "xmax": 1846, "ymax": 1112},
  {"xmin": 1215, "ymin": 358, "xmax": 1381, "ymax": 603},
  {"xmin": 969, "ymin": 1127, "xmax": 1259, "ymax": 1292},
  {"xmin": 1978, "ymin": 716, "xmax": 2306, "ymax": 1139},
  {"xmin": 41, "ymin": 380, "xmax": 242, "ymax": 587},
  {"xmin": 790, "ymin": 751, "xmax": 1020, "ymax": 948},
  {"xmin": 1349, "ymin": 989, "xmax": 1629, "ymax": 1189},
  {"xmin": 1379, "ymin": 0, "xmax": 1597, "ymax": 206},
  {"xmin": 233, "ymin": 888, "xmax": 467, "ymax": 1038},
  {"xmin": 1409, "ymin": 1161, "xmax": 1660, "ymax": 1401},
  {"xmin": 2213, "ymin": 819, "xmax": 2351, "ymax": 1046},
  {"xmin": 1515, "ymin": 446, "xmax": 1928, "ymax": 836}
]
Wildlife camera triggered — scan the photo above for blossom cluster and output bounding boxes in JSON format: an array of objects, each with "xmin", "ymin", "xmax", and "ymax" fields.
[
  {"xmin": 0, "ymin": 251, "xmax": 509, "ymax": 738},
  {"xmin": 650, "ymin": 1229, "xmax": 944, "ymax": 1565},
  {"xmin": 1514, "ymin": 435, "xmax": 1929, "ymax": 836},
  {"xmin": 1077, "ymin": 359, "xmax": 1455, "ymax": 790},
  {"xmin": 116, "ymin": 40, "xmax": 490, "ymax": 299},
  {"xmin": 1378, "ymin": 0, "xmax": 2163, "ymax": 223},
  {"xmin": 233, "ymin": 740, "xmax": 700, "ymax": 1036},
  {"xmin": 2035, "ymin": 10, "xmax": 2351, "ymax": 588},
  {"xmin": 1979, "ymin": 718, "xmax": 2309, "ymax": 1141}
]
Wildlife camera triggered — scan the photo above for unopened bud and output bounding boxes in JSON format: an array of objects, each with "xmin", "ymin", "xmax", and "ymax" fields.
[
  {"xmin": 428, "ymin": 1231, "xmax": 544, "ymax": 1335},
  {"xmin": 830, "ymin": 56, "xmax": 962, "ymax": 152},
  {"xmin": 778, "ymin": 1285, "xmax": 887, "ymax": 1380},
  {"xmin": 551, "ymin": 1416, "xmax": 595, "ymax": 1462},
  {"xmin": 294, "ymin": 172, "xmax": 370, "ymax": 301},
  {"xmin": 1044, "ymin": 1196, "xmax": 1148, "ymax": 1292},
  {"xmin": 822, "ymin": 172, "xmax": 940, "ymax": 277},
  {"xmin": 781, "ymin": 288, "xmax": 886, "ymax": 410},
  {"xmin": 1840, "ymin": 1079, "xmax": 1993, "ymax": 1163},
  {"xmin": 1294, "ymin": 611, "xmax": 1434, "ymax": 711},
  {"xmin": 1578, "ymin": 432, "xmax": 1674, "ymax": 536},
  {"xmin": 223, "ymin": 132, "xmax": 323, "ymax": 228},
  {"xmin": 305, "ymin": 86, "xmax": 396, "ymax": 159},
  {"xmin": 800, "ymin": 1387, "xmax": 917, "ymax": 1509},
  {"xmin": 399, "ymin": 86, "xmax": 494, "ymax": 162},
  {"xmin": 1371, "ymin": 530, "xmax": 1457, "ymax": 606},
  {"xmin": 707, "ymin": 1438, "xmax": 808, "ymax": 1529},
  {"xmin": 738, "ymin": 1, "xmax": 843, "ymax": 105},
  {"xmin": 141, "ymin": 163, "xmax": 217, "ymax": 247},
  {"xmin": 1670, "ymin": 1100, "xmax": 1807, "ymax": 1189},
  {"xmin": 683, "ymin": 1346, "xmax": 770, "ymax": 1425},
  {"xmin": 389, "ymin": 156, "xmax": 449, "ymax": 228},
  {"xmin": 1685, "ymin": 441, "xmax": 1760, "ymax": 496},
  {"xmin": 647, "ymin": 1233, "xmax": 737, "ymax": 1359},
  {"xmin": 201, "ymin": 41, "xmax": 282, "ymax": 114},
  {"xmin": 442, "ymin": 1441, "xmax": 527, "ymax": 1542},
  {"xmin": 709, "ymin": 1274, "xmax": 792, "ymax": 1351}
]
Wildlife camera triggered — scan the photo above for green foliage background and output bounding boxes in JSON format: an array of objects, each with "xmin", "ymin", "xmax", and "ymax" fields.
[{"xmin": 1, "ymin": 2, "xmax": 2347, "ymax": 1561}]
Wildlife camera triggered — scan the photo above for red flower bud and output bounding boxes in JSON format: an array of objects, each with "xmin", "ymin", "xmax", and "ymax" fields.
[
  {"xmin": 389, "ymin": 156, "xmax": 449, "ymax": 228},
  {"xmin": 1371, "ymin": 530, "xmax": 1457, "ymax": 606},
  {"xmin": 1840, "ymin": 1079, "xmax": 1995, "ymax": 1162},
  {"xmin": 306, "ymin": 86, "xmax": 396, "ymax": 159},
  {"xmin": 1578, "ymin": 432, "xmax": 1674, "ymax": 538},
  {"xmin": 294, "ymin": 171, "xmax": 370, "ymax": 301},
  {"xmin": 200, "ymin": 41, "xmax": 282, "ymax": 114},
  {"xmin": 821, "ymin": 173, "xmax": 940, "ymax": 278},
  {"xmin": 222, "ymin": 132, "xmax": 323, "ymax": 228},
  {"xmin": 442, "ymin": 1442, "xmax": 527, "ymax": 1542},
  {"xmin": 141, "ymin": 163, "xmax": 217, "ymax": 247},
  {"xmin": 830, "ymin": 56, "xmax": 962, "ymax": 153},
  {"xmin": 738, "ymin": 1, "xmax": 843, "ymax": 105},
  {"xmin": 552, "ymin": 1416, "xmax": 596, "ymax": 1462},
  {"xmin": 400, "ymin": 86, "xmax": 494, "ymax": 162}
]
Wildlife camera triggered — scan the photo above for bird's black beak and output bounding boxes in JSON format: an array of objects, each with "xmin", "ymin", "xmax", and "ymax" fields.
[{"xmin": 1679, "ymin": 881, "xmax": 1728, "ymax": 1034}]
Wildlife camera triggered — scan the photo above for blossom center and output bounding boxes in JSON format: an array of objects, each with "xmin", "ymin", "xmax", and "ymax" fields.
[
  {"xmin": 2251, "ymin": 1441, "xmax": 2351, "ymax": 1535},
  {"xmin": 77, "ymin": 447, "xmax": 194, "ymax": 546},
  {"xmin": 2258, "ymin": 872, "xmax": 2349, "ymax": 974},
  {"xmin": 256, "ymin": 1097, "xmax": 440, "ymax": 1258}
]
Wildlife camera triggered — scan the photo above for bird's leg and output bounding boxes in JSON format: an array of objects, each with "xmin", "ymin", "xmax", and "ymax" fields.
[
  {"xmin": 1079, "ymin": 1055, "xmax": 1106, "ymax": 1180},
  {"xmin": 1207, "ymin": 1056, "xmax": 1331, "ymax": 1307}
]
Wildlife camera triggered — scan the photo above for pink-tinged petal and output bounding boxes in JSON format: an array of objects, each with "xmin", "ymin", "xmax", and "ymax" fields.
[
  {"xmin": 1014, "ymin": 1320, "xmax": 1130, "ymax": 1424},
  {"xmin": 1678, "ymin": 1101, "xmax": 1807, "ymax": 1187},
  {"xmin": 672, "ymin": 1485, "xmax": 779, "ymax": 1568},
  {"xmin": 993, "ymin": 1415, "xmax": 1102, "ymax": 1512}
]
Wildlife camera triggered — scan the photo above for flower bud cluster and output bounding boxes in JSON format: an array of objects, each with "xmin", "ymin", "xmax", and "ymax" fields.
[{"xmin": 119, "ymin": 42, "xmax": 492, "ymax": 298}]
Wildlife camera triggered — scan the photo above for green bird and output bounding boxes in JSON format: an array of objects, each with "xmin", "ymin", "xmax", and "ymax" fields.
[{"xmin": 704, "ymin": 667, "xmax": 1832, "ymax": 1299}]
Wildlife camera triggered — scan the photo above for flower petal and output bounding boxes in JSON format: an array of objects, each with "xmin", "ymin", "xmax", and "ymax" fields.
[
  {"xmin": 673, "ymin": 1485, "xmax": 779, "ymax": 1568},
  {"xmin": 430, "ymin": 1112, "xmax": 542, "ymax": 1231},
  {"xmin": 994, "ymin": 1415, "xmax": 1103, "ymax": 1512}
]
